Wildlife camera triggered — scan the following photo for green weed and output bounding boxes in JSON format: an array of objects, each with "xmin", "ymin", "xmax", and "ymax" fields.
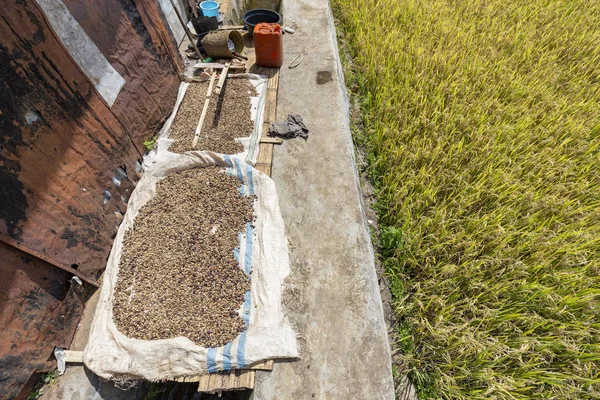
[
  {"xmin": 143, "ymin": 137, "xmax": 157, "ymax": 152},
  {"xmin": 27, "ymin": 370, "xmax": 59, "ymax": 400}
]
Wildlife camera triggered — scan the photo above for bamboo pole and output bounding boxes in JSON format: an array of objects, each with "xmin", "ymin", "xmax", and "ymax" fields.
[
  {"xmin": 214, "ymin": 61, "xmax": 231, "ymax": 95},
  {"xmin": 192, "ymin": 71, "xmax": 217, "ymax": 148}
]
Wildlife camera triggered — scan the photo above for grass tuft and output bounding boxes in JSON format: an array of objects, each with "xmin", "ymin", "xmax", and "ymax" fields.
[{"xmin": 333, "ymin": 0, "xmax": 600, "ymax": 398}]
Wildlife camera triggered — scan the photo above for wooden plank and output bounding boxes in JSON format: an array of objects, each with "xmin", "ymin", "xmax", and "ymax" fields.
[
  {"xmin": 241, "ymin": 370, "xmax": 255, "ymax": 389},
  {"xmin": 219, "ymin": 25, "xmax": 245, "ymax": 30},
  {"xmin": 224, "ymin": 370, "xmax": 236, "ymax": 388},
  {"xmin": 207, "ymin": 373, "xmax": 219, "ymax": 390},
  {"xmin": 195, "ymin": 370, "xmax": 255, "ymax": 393},
  {"xmin": 255, "ymin": 67, "xmax": 280, "ymax": 177},
  {"xmin": 193, "ymin": 62, "xmax": 247, "ymax": 70},
  {"xmin": 197, "ymin": 374, "xmax": 209, "ymax": 392},
  {"xmin": 263, "ymin": 68, "xmax": 280, "ymax": 124},
  {"xmin": 247, "ymin": 359, "xmax": 274, "ymax": 371},
  {"xmin": 255, "ymin": 147, "xmax": 273, "ymax": 176},
  {"xmin": 63, "ymin": 350, "xmax": 83, "ymax": 363},
  {"xmin": 177, "ymin": 359, "xmax": 271, "ymax": 391},
  {"xmin": 175, "ymin": 375, "xmax": 199, "ymax": 383},
  {"xmin": 192, "ymin": 71, "xmax": 217, "ymax": 148},
  {"xmin": 214, "ymin": 61, "xmax": 231, "ymax": 95},
  {"xmin": 175, "ymin": 358, "xmax": 274, "ymax": 385}
]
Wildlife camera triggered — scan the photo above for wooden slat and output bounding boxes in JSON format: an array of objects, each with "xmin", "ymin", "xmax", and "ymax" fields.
[
  {"xmin": 64, "ymin": 350, "xmax": 83, "ymax": 363},
  {"xmin": 263, "ymin": 68, "xmax": 279, "ymax": 123},
  {"xmin": 255, "ymin": 68, "xmax": 280, "ymax": 177},
  {"xmin": 260, "ymin": 137, "xmax": 283, "ymax": 144},
  {"xmin": 243, "ymin": 370, "xmax": 256, "ymax": 389},
  {"xmin": 174, "ymin": 358, "xmax": 274, "ymax": 384},
  {"xmin": 192, "ymin": 71, "xmax": 217, "ymax": 148},
  {"xmin": 239, "ymin": 370, "xmax": 250, "ymax": 389},
  {"xmin": 173, "ymin": 358, "xmax": 273, "ymax": 392},
  {"xmin": 207, "ymin": 373, "xmax": 220, "ymax": 389},
  {"xmin": 224, "ymin": 369, "xmax": 236, "ymax": 388},
  {"xmin": 246, "ymin": 359, "xmax": 274, "ymax": 371},
  {"xmin": 193, "ymin": 370, "xmax": 255, "ymax": 393},
  {"xmin": 197, "ymin": 374, "xmax": 209, "ymax": 392},
  {"xmin": 193, "ymin": 62, "xmax": 247, "ymax": 70},
  {"xmin": 219, "ymin": 25, "xmax": 245, "ymax": 30},
  {"xmin": 213, "ymin": 61, "xmax": 231, "ymax": 95},
  {"xmin": 240, "ymin": 38, "xmax": 280, "ymax": 177},
  {"xmin": 255, "ymin": 150, "xmax": 274, "ymax": 176}
]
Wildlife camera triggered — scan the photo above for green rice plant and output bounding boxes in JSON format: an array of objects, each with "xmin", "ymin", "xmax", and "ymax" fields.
[{"xmin": 333, "ymin": 0, "xmax": 600, "ymax": 398}]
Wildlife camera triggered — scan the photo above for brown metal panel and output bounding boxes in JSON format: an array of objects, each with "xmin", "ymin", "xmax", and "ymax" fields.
[
  {"xmin": 0, "ymin": 0, "xmax": 181, "ymax": 278},
  {"xmin": 0, "ymin": 0, "xmax": 135, "ymax": 278},
  {"xmin": 0, "ymin": 242, "xmax": 87, "ymax": 399},
  {"xmin": 62, "ymin": 0, "xmax": 181, "ymax": 150},
  {"xmin": 135, "ymin": 0, "xmax": 185, "ymax": 77}
]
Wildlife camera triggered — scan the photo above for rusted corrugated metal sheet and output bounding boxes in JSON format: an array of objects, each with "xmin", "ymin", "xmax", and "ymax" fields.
[
  {"xmin": 1, "ymin": 1, "xmax": 182, "ymax": 396},
  {"xmin": 62, "ymin": 0, "xmax": 182, "ymax": 138},
  {"xmin": 0, "ymin": 0, "xmax": 181, "ymax": 279},
  {"xmin": 0, "ymin": 242, "xmax": 88, "ymax": 399}
]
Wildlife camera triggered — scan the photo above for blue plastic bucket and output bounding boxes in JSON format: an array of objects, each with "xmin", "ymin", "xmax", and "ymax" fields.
[{"xmin": 200, "ymin": 1, "xmax": 219, "ymax": 17}]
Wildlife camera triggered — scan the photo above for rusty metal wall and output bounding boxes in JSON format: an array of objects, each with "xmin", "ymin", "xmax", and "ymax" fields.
[
  {"xmin": 0, "ymin": 242, "xmax": 88, "ymax": 399},
  {"xmin": 0, "ymin": 0, "xmax": 181, "ymax": 279},
  {"xmin": 0, "ymin": 0, "xmax": 182, "ymax": 397}
]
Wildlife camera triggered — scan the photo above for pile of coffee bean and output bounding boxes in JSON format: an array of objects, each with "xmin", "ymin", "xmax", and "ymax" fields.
[
  {"xmin": 113, "ymin": 167, "xmax": 255, "ymax": 347},
  {"xmin": 169, "ymin": 79, "xmax": 257, "ymax": 155}
]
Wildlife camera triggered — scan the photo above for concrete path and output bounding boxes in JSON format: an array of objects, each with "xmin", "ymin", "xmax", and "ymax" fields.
[{"xmin": 252, "ymin": 0, "xmax": 395, "ymax": 398}]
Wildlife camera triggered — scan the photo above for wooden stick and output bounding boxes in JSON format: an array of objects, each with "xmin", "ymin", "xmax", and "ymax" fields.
[
  {"xmin": 169, "ymin": 0, "xmax": 202, "ymax": 60},
  {"xmin": 174, "ymin": 360, "xmax": 275, "ymax": 384},
  {"xmin": 218, "ymin": 25, "xmax": 245, "ymax": 30},
  {"xmin": 187, "ymin": 0, "xmax": 198, "ymax": 17},
  {"xmin": 193, "ymin": 62, "xmax": 246, "ymax": 70},
  {"xmin": 192, "ymin": 71, "xmax": 217, "ymax": 148},
  {"xmin": 260, "ymin": 137, "xmax": 283, "ymax": 144},
  {"xmin": 288, "ymin": 54, "xmax": 304, "ymax": 69},
  {"xmin": 232, "ymin": 52, "xmax": 248, "ymax": 60},
  {"xmin": 64, "ymin": 350, "xmax": 84, "ymax": 363},
  {"xmin": 214, "ymin": 61, "xmax": 231, "ymax": 95},
  {"xmin": 0, "ymin": 234, "xmax": 100, "ymax": 287}
]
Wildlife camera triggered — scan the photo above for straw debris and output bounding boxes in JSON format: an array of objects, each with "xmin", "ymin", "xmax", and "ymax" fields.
[{"xmin": 113, "ymin": 167, "xmax": 254, "ymax": 348}]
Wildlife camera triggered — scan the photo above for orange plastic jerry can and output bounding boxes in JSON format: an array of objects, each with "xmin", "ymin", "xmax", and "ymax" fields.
[{"xmin": 253, "ymin": 23, "xmax": 283, "ymax": 68}]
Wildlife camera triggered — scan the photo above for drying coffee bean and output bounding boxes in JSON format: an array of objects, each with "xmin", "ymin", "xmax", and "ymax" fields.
[
  {"xmin": 113, "ymin": 167, "xmax": 255, "ymax": 348},
  {"xmin": 169, "ymin": 79, "xmax": 257, "ymax": 154}
]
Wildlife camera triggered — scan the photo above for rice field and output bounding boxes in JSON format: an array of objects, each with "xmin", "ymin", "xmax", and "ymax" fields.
[{"xmin": 332, "ymin": 0, "xmax": 600, "ymax": 398}]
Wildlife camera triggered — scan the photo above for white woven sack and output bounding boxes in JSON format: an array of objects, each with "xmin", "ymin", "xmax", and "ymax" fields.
[{"xmin": 84, "ymin": 151, "xmax": 297, "ymax": 380}]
